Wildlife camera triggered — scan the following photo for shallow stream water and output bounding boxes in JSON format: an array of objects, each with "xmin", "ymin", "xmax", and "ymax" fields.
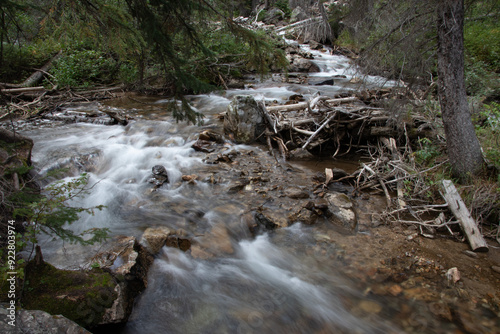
[{"xmin": 18, "ymin": 46, "xmax": 413, "ymax": 333}]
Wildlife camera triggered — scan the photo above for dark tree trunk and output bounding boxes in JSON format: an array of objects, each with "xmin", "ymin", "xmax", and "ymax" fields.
[{"xmin": 436, "ymin": 0, "xmax": 483, "ymax": 180}]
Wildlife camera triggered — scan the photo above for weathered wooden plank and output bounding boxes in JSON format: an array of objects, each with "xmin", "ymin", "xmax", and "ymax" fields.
[{"xmin": 441, "ymin": 179, "xmax": 488, "ymax": 252}]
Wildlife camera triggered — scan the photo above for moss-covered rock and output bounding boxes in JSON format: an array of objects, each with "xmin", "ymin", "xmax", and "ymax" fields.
[{"xmin": 21, "ymin": 261, "xmax": 117, "ymax": 329}]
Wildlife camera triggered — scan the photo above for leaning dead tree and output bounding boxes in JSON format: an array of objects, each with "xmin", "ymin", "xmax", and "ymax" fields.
[{"xmin": 276, "ymin": 15, "xmax": 332, "ymax": 42}]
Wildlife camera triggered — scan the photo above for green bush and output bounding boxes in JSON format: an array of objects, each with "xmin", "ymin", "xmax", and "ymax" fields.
[
  {"xmin": 414, "ymin": 138, "xmax": 441, "ymax": 166},
  {"xmin": 475, "ymin": 102, "xmax": 500, "ymax": 170},
  {"xmin": 0, "ymin": 45, "xmax": 46, "ymax": 83},
  {"xmin": 464, "ymin": 19, "xmax": 500, "ymax": 72},
  {"xmin": 51, "ymin": 50, "xmax": 118, "ymax": 88},
  {"xmin": 465, "ymin": 55, "xmax": 500, "ymax": 98}
]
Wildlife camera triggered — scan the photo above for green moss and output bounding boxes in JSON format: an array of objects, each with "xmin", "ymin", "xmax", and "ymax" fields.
[{"xmin": 22, "ymin": 261, "xmax": 117, "ymax": 328}]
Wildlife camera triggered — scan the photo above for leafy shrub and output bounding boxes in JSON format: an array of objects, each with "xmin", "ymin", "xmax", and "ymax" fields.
[
  {"xmin": 414, "ymin": 138, "xmax": 441, "ymax": 165},
  {"xmin": 465, "ymin": 55, "xmax": 500, "ymax": 98},
  {"xmin": 475, "ymin": 102, "xmax": 500, "ymax": 170},
  {"xmin": 464, "ymin": 18, "xmax": 500, "ymax": 72},
  {"xmin": 1, "ymin": 170, "xmax": 108, "ymax": 286},
  {"xmin": 0, "ymin": 45, "xmax": 45, "ymax": 83},
  {"xmin": 51, "ymin": 50, "xmax": 118, "ymax": 88}
]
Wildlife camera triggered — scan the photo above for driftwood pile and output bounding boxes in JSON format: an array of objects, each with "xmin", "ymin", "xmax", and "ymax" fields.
[
  {"xmin": 258, "ymin": 91, "xmax": 435, "ymax": 161},
  {"xmin": 0, "ymin": 85, "xmax": 124, "ymax": 121},
  {"xmin": 257, "ymin": 93, "xmax": 495, "ymax": 251}
]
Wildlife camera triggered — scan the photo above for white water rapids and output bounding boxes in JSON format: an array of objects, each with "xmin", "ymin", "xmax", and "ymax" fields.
[{"xmin": 19, "ymin": 45, "xmax": 404, "ymax": 333}]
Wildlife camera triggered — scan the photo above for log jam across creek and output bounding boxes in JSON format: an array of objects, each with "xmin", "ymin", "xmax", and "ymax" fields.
[{"xmin": 13, "ymin": 42, "xmax": 500, "ymax": 334}]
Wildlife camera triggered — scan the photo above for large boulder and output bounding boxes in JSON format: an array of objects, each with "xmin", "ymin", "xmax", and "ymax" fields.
[
  {"xmin": 288, "ymin": 55, "xmax": 321, "ymax": 73},
  {"xmin": 290, "ymin": 6, "xmax": 308, "ymax": 23},
  {"xmin": 261, "ymin": 8, "xmax": 285, "ymax": 25},
  {"xmin": 20, "ymin": 260, "xmax": 118, "ymax": 329},
  {"xmin": 14, "ymin": 236, "xmax": 154, "ymax": 330},
  {"xmin": 0, "ymin": 307, "xmax": 91, "ymax": 334},
  {"xmin": 224, "ymin": 95, "xmax": 268, "ymax": 144}
]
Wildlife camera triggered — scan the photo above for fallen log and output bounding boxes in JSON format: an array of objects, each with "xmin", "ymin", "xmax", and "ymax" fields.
[
  {"xmin": 21, "ymin": 51, "xmax": 62, "ymax": 87},
  {"xmin": 267, "ymin": 101, "xmax": 309, "ymax": 112},
  {"xmin": 441, "ymin": 179, "xmax": 488, "ymax": 252},
  {"xmin": 1, "ymin": 86, "xmax": 45, "ymax": 94},
  {"xmin": 266, "ymin": 96, "xmax": 358, "ymax": 112}
]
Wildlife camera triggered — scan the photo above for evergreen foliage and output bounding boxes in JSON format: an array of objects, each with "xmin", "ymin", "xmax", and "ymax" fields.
[
  {"xmin": 0, "ymin": 0, "xmax": 289, "ymax": 122},
  {"xmin": 12, "ymin": 172, "xmax": 108, "ymax": 247}
]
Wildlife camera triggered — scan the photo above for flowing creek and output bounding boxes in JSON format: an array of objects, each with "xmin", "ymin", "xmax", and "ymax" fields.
[{"xmin": 16, "ymin": 45, "xmax": 492, "ymax": 334}]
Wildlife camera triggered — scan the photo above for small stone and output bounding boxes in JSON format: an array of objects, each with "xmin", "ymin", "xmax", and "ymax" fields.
[
  {"xmin": 446, "ymin": 267, "xmax": 460, "ymax": 284},
  {"xmin": 358, "ymin": 300, "xmax": 382, "ymax": 314},
  {"xmin": 284, "ymin": 187, "xmax": 309, "ymax": 199},
  {"xmin": 165, "ymin": 235, "xmax": 191, "ymax": 252},
  {"xmin": 288, "ymin": 207, "xmax": 319, "ymax": 225},
  {"xmin": 152, "ymin": 165, "xmax": 167, "ymax": 176},
  {"xmin": 406, "ymin": 233, "xmax": 419, "ymax": 241},
  {"xmin": 491, "ymin": 266, "xmax": 500, "ymax": 274},
  {"xmin": 182, "ymin": 174, "xmax": 198, "ymax": 183},
  {"xmin": 463, "ymin": 250, "xmax": 479, "ymax": 259},
  {"xmin": 387, "ymin": 284, "xmax": 403, "ymax": 296}
]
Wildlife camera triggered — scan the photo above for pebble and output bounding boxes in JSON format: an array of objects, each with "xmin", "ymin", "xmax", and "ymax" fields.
[
  {"xmin": 406, "ymin": 233, "xmax": 419, "ymax": 241},
  {"xmin": 463, "ymin": 250, "xmax": 479, "ymax": 259},
  {"xmin": 446, "ymin": 267, "xmax": 460, "ymax": 284},
  {"xmin": 491, "ymin": 266, "xmax": 500, "ymax": 274},
  {"xmin": 387, "ymin": 284, "xmax": 403, "ymax": 296},
  {"xmin": 358, "ymin": 300, "xmax": 382, "ymax": 314}
]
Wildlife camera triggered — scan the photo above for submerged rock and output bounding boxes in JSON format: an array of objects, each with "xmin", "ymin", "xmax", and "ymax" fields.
[
  {"xmin": 148, "ymin": 165, "xmax": 169, "ymax": 188},
  {"xmin": 191, "ymin": 224, "xmax": 234, "ymax": 259},
  {"xmin": 140, "ymin": 226, "xmax": 172, "ymax": 255}
]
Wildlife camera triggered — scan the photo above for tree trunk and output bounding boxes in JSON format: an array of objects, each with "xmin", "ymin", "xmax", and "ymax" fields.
[{"xmin": 436, "ymin": 0, "xmax": 483, "ymax": 180}]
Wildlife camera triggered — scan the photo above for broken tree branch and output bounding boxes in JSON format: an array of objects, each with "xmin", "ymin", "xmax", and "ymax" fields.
[
  {"xmin": 302, "ymin": 112, "xmax": 337, "ymax": 149},
  {"xmin": 441, "ymin": 179, "xmax": 488, "ymax": 252}
]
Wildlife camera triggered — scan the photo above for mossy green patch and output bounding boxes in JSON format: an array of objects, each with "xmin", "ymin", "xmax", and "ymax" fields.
[{"xmin": 22, "ymin": 261, "xmax": 117, "ymax": 328}]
